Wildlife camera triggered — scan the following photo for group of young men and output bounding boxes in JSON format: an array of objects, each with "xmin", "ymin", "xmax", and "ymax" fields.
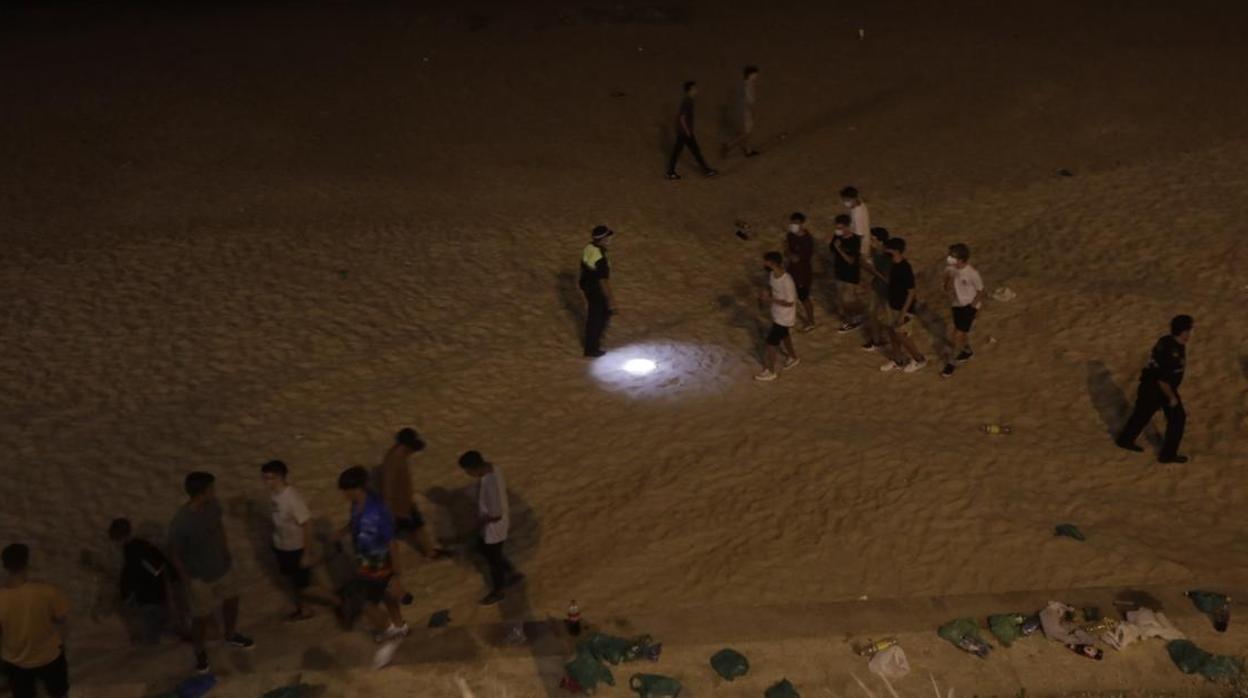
[
  {"xmin": 754, "ymin": 186, "xmax": 985, "ymax": 381},
  {"xmin": 0, "ymin": 429, "xmax": 522, "ymax": 695}
]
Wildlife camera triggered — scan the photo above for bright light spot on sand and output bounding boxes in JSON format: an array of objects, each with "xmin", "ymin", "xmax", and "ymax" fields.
[
  {"xmin": 622, "ymin": 358, "xmax": 657, "ymax": 375},
  {"xmin": 588, "ymin": 342, "xmax": 734, "ymax": 400}
]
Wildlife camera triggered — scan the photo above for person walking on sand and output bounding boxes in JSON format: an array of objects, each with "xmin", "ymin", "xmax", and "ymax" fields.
[
  {"xmin": 168, "ymin": 472, "xmax": 254, "ymax": 674},
  {"xmin": 458, "ymin": 451, "xmax": 524, "ymax": 606},
  {"xmin": 754, "ymin": 251, "xmax": 800, "ymax": 382},
  {"xmin": 1116, "ymin": 314, "xmax": 1193, "ymax": 464},
  {"xmin": 0, "ymin": 544, "xmax": 70, "ymax": 698},
  {"xmin": 940, "ymin": 243, "xmax": 984, "ymax": 378},
  {"xmin": 261, "ymin": 460, "xmax": 343, "ymax": 622},
  {"xmin": 722, "ymin": 65, "xmax": 761, "ymax": 158},
  {"xmin": 829, "ymin": 214, "xmax": 864, "ymax": 332},
  {"xmin": 784, "ymin": 212, "xmax": 816, "ymax": 331},
  {"xmin": 665, "ymin": 81, "xmax": 717, "ymax": 180},
  {"xmin": 336, "ymin": 466, "xmax": 409, "ymax": 640},
  {"xmin": 109, "ymin": 518, "xmax": 179, "ymax": 645},
  {"xmin": 878, "ymin": 237, "xmax": 927, "ymax": 373},
  {"xmin": 580, "ymin": 225, "xmax": 615, "ymax": 358},
  {"xmin": 381, "ymin": 427, "xmax": 451, "ymax": 606}
]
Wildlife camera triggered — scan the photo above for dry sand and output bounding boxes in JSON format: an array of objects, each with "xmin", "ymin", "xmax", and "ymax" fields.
[{"xmin": 2, "ymin": 0, "xmax": 1247, "ymax": 695}]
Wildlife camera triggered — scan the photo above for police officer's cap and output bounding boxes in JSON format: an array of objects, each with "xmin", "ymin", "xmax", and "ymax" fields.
[{"xmin": 591, "ymin": 225, "xmax": 614, "ymax": 241}]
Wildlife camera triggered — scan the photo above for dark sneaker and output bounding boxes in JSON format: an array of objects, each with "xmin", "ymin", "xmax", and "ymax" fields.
[
  {"xmin": 583, "ymin": 350, "xmax": 606, "ymax": 358},
  {"xmin": 664, "ymin": 172, "xmax": 681, "ymax": 180},
  {"xmin": 225, "ymin": 633, "xmax": 254, "ymax": 649},
  {"xmin": 1158, "ymin": 454, "xmax": 1189, "ymax": 464},
  {"xmin": 1115, "ymin": 440, "xmax": 1145, "ymax": 453},
  {"xmin": 479, "ymin": 590, "xmax": 505, "ymax": 606},
  {"xmin": 838, "ymin": 321, "xmax": 862, "ymax": 333},
  {"xmin": 941, "ymin": 363, "xmax": 955, "ymax": 378},
  {"xmin": 195, "ymin": 650, "xmax": 211, "ymax": 674},
  {"xmin": 955, "ymin": 349, "xmax": 974, "ymax": 364}
]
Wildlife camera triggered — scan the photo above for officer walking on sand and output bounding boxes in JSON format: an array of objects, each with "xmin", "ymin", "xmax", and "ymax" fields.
[
  {"xmin": 580, "ymin": 225, "xmax": 615, "ymax": 358},
  {"xmin": 1116, "ymin": 314, "xmax": 1193, "ymax": 463}
]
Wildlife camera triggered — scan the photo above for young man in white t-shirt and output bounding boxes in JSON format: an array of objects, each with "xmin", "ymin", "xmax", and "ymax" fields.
[
  {"xmin": 940, "ymin": 243, "xmax": 984, "ymax": 378},
  {"xmin": 754, "ymin": 251, "xmax": 800, "ymax": 381},
  {"xmin": 261, "ymin": 460, "xmax": 331, "ymax": 621},
  {"xmin": 458, "ymin": 450, "xmax": 523, "ymax": 606}
]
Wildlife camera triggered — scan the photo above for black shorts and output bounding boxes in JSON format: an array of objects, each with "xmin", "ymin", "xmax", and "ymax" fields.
[
  {"xmin": 273, "ymin": 547, "xmax": 311, "ymax": 590},
  {"xmin": 357, "ymin": 574, "xmax": 393, "ymax": 604},
  {"xmin": 952, "ymin": 305, "xmax": 978, "ymax": 333},
  {"xmin": 765, "ymin": 323, "xmax": 791, "ymax": 346},
  {"xmin": 393, "ymin": 505, "xmax": 426, "ymax": 534},
  {"xmin": 3, "ymin": 651, "xmax": 69, "ymax": 698},
  {"xmin": 795, "ymin": 285, "xmax": 811, "ymax": 301}
]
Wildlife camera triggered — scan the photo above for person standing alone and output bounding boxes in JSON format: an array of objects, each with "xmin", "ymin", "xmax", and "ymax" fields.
[
  {"xmin": 0, "ymin": 544, "xmax": 70, "ymax": 698},
  {"xmin": 665, "ymin": 81, "xmax": 717, "ymax": 180},
  {"xmin": 458, "ymin": 451, "xmax": 523, "ymax": 606},
  {"xmin": 722, "ymin": 65, "xmax": 760, "ymax": 158},
  {"xmin": 1116, "ymin": 315, "xmax": 1193, "ymax": 464},
  {"xmin": 940, "ymin": 243, "xmax": 984, "ymax": 378},
  {"xmin": 580, "ymin": 226, "xmax": 615, "ymax": 358}
]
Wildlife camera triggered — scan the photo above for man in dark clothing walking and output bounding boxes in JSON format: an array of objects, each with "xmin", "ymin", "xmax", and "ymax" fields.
[
  {"xmin": 665, "ymin": 81, "xmax": 717, "ymax": 180},
  {"xmin": 109, "ymin": 518, "xmax": 178, "ymax": 645},
  {"xmin": 579, "ymin": 225, "xmax": 615, "ymax": 358},
  {"xmin": 1116, "ymin": 314, "xmax": 1193, "ymax": 463}
]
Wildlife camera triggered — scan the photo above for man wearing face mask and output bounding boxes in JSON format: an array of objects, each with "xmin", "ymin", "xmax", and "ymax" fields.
[
  {"xmin": 940, "ymin": 243, "xmax": 984, "ymax": 378},
  {"xmin": 784, "ymin": 212, "xmax": 815, "ymax": 331},
  {"xmin": 579, "ymin": 226, "xmax": 615, "ymax": 358},
  {"xmin": 1115, "ymin": 315, "xmax": 1194, "ymax": 464}
]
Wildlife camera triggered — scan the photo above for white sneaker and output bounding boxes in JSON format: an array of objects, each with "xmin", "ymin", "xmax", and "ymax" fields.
[
  {"xmin": 372, "ymin": 638, "xmax": 402, "ymax": 670},
  {"xmin": 880, "ymin": 360, "xmax": 902, "ymax": 372},
  {"xmin": 903, "ymin": 359, "xmax": 927, "ymax": 373},
  {"xmin": 783, "ymin": 356, "xmax": 800, "ymax": 369},
  {"xmin": 754, "ymin": 369, "xmax": 778, "ymax": 382},
  {"xmin": 798, "ymin": 323, "xmax": 815, "ymax": 333}
]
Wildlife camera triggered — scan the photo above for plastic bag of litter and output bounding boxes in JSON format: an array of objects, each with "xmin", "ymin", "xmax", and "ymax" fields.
[
  {"xmin": 709, "ymin": 648, "xmax": 749, "ymax": 681},
  {"xmin": 764, "ymin": 679, "xmax": 801, "ymax": 698},
  {"xmin": 868, "ymin": 645, "xmax": 910, "ymax": 680},
  {"xmin": 628, "ymin": 673, "xmax": 682, "ymax": 697}
]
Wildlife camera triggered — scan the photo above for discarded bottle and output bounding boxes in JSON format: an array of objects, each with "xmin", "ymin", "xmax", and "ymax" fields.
[
  {"xmin": 566, "ymin": 600, "xmax": 582, "ymax": 636},
  {"xmin": 955, "ymin": 635, "xmax": 992, "ymax": 658},
  {"xmin": 1066, "ymin": 643, "xmax": 1103, "ymax": 661},
  {"xmin": 979, "ymin": 424, "xmax": 1013, "ymax": 435},
  {"xmin": 853, "ymin": 638, "xmax": 898, "ymax": 657}
]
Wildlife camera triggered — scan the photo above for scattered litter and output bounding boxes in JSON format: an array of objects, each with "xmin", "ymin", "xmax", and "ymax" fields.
[
  {"xmin": 991, "ymin": 287, "xmax": 1016, "ymax": 302},
  {"xmin": 710, "ymin": 648, "xmax": 749, "ymax": 681},
  {"xmin": 1185, "ymin": 590, "xmax": 1231, "ymax": 632},
  {"xmin": 428, "ymin": 609, "xmax": 451, "ymax": 628},
  {"xmin": 579, "ymin": 632, "xmax": 656, "ymax": 665},
  {"xmin": 937, "ymin": 618, "xmax": 992, "ymax": 658},
  {"xmin": 1057, "ymin": 168, "xmax": 1075, "ymax": 177},
  {"xmin": 979, "ymin": 424, "xmax": 1012, "ymax": 435},
  {"xmin": 1066, "ymin": 643, "xmax": 1104, "ymax": 660},
  {"xmin": 1104, "ymin": 608, "xmax": 1185, "ymax": 650},
  {"xmin": 987, "ymin": 613, "xmax": 1038, "ymax": 646},
  {"xmin": 629, "ymin": 673, "xmax": 682, "ymax": 697},
  {"xmin": 868, "ymin": 645, "xmax": 910, "ymax": 680},
  {"xmin": 1054, "ymin": 523, "xmax": 1085, "ymax": 541},
  {"xmin": 765, "ymin": 678, "xmax": 802, "ymax": 698},
  {"xmin": 854, "ymin": 638, "xmax": 897, "ymax": 657},
  {"xmin": 1039, "ymin": 601, "xmax": 1097, "ymax": 646},
  {"xmin": 564, "ymin": 648, "xmax": 615, "ymax": 694},
  {"xmin": 1167, "ymin": 639, "xmax": 1244, "ymax": 682}
]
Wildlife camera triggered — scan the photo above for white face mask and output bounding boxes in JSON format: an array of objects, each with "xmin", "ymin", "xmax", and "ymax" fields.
[
  {"xmin": 787, "ymin": 223, "xmax": 800, "ymax": 233},
  {"xmin": 946, "ymin": 255, "xmax": 958, "ymax": 266}
]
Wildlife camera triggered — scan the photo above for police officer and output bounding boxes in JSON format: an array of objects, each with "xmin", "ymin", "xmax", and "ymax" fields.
[
  {"xmin": 1116, "ymin": 314, "xmax": 1193, "ymax": 463},
  {"xmin": 579, "ymin": 226, "xmax": 615, "ymax": 358}
]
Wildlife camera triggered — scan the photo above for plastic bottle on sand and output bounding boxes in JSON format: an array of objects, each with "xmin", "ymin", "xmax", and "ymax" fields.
[
  {"xmin": 979, "ymin": 424, "xmax": 1012, "ymax": 435},
  {"xmin": 854, "ymin": 638, "xmax": 897, "ymax": 657},
  {"xmin": 566, "ymin": 600, "xmax": 582, "ymax": 636}
]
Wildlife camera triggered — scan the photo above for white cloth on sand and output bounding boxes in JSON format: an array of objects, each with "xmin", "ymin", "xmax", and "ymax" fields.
[
  {"xmin": 1039, "ymin": 601, "xmax": 1097, "ymax": 646},
  {"xmin": 869, "ymin": 645, "xmax": 910, "ymax": 680},
  {"xmin": 1103, "ymin": 609, "xmax": 1185, "ymax": 650}
]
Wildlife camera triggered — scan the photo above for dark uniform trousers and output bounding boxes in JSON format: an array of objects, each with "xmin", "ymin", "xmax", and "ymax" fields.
[
  {"xmin": 1118, "ymin": 381, "xmax": 1186, "ymax": 459},
  {"xmin": 667, "ymin": 133, "xmax": 711, "ymax": 174},
  {"xmin": 582, "ymin": 286, "xmax": 609, "ymax": 354}
]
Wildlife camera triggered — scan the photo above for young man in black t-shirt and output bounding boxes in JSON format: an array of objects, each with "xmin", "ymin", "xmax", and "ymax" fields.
[
  {"xmin": 109, "ymin": 518, "xmax": 178, "ymax": 645},
  {"xmin": 1116, "ymin": 314, "xmax": 1193, "ymax": 463},
  {"xmin": 664, "ymin": 81, "xmax": 717, "ymax": 180},
  {"xmin": 829, "ymin": 214, "xmax": 863, "ymax": 332},
  {"xmin": 878, "ymin": 237, "xmax": 927, "ymax": 373}
]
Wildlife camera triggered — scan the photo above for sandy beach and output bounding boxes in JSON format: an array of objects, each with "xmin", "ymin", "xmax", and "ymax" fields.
[{"xmin": 2, "ymin": 0, "xmax": 1247, "ymax": 695}]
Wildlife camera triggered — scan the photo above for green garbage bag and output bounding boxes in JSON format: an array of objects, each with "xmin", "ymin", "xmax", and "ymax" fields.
[
  {"xmin": 937, "ymin": 618, "xmax": 983, "ymax": 644},
  {"xmin": 1186, "ymin": 590, "xmax": 1229, "ymax": 614},
  {"xmin": 709, "ymin": 648, "xmax": 749, "ymax": 681},
  {"xmin": 629, "ymin": 673, "xmax": 682, "ymax": 697},
  {"xmin": 987, "ymin": 614, "xmax": 1024, "ymax": 647},
  {"xmin": 1054, "ymin": 523, "xmax": 1085, "ymax": 541},
  {"xmin": 1200, "ymin": 654, "xmax": 1244, "ymax": 682},
  {"xmin": 1168, "ymin": 640, "xmax": 1213, "ymax": 675},
  {"xmin": 566, "ymin": 650, "xmax": 615, "ymax": 693},
  {"xmin": 764, "ymin": 679, "xmax": 801, "ymax": 698},
  {"xmin": 579, "ymin": 633, "xmax": 652, "ymax": 665}
]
